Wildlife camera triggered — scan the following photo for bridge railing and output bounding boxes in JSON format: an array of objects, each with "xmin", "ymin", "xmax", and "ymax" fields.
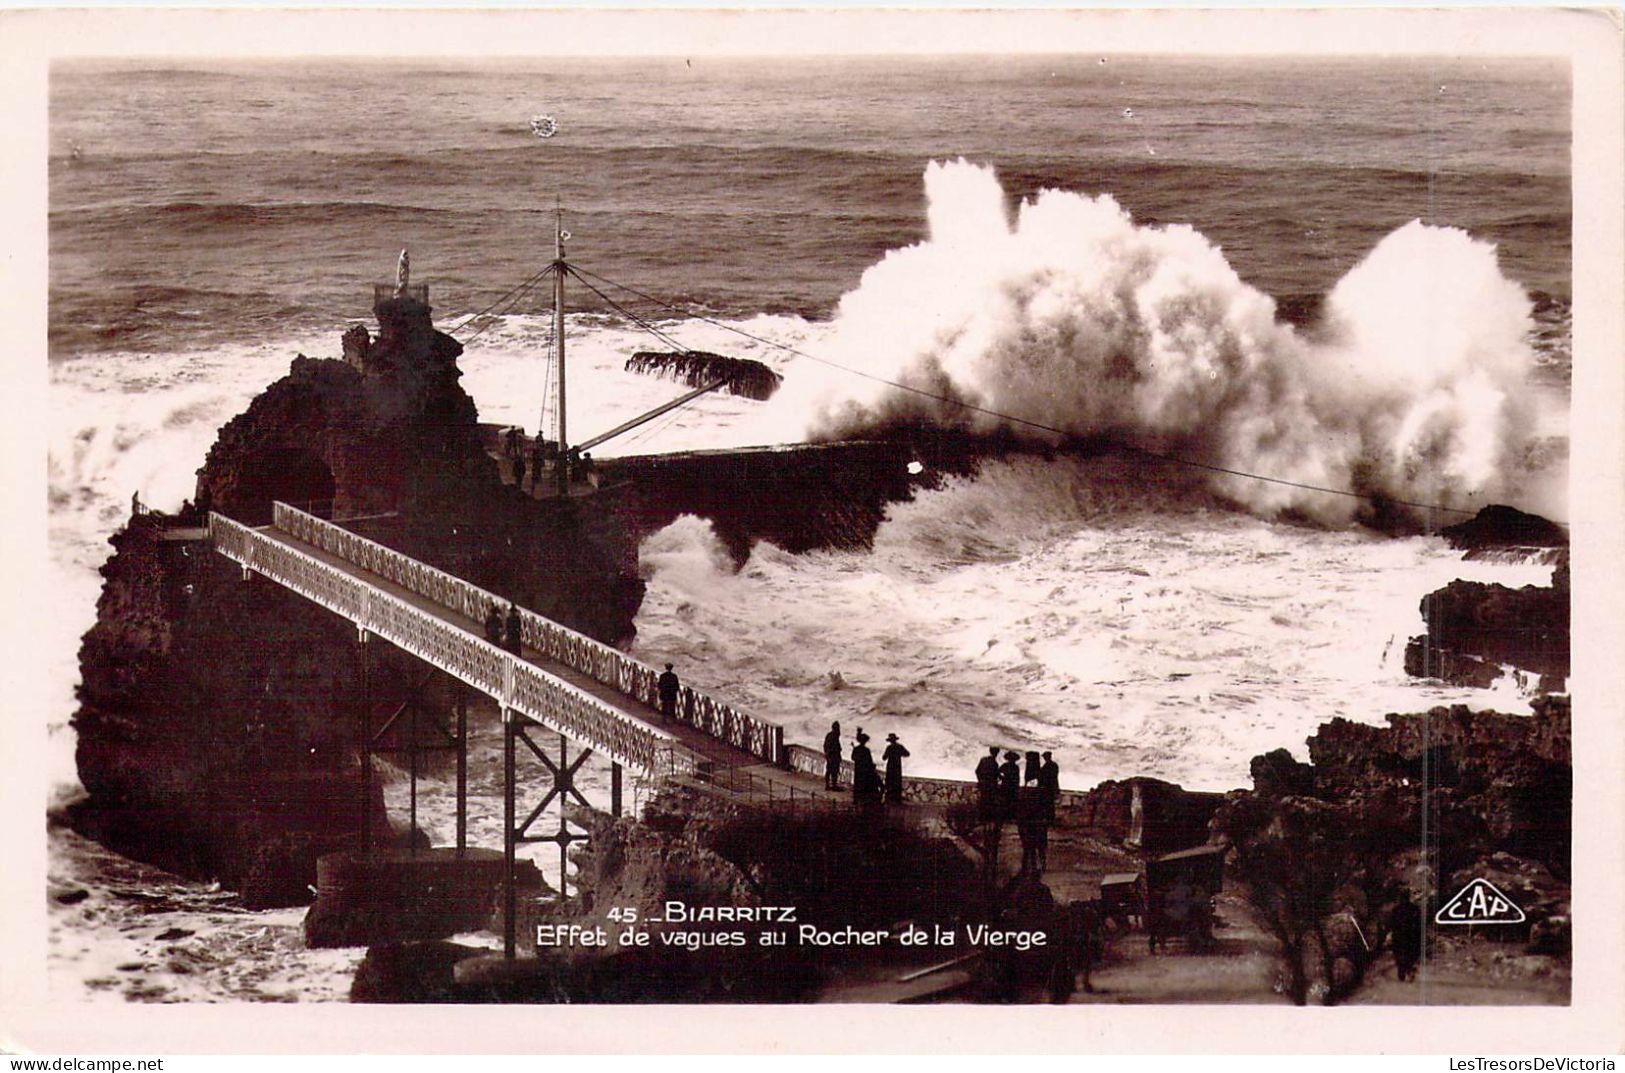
[
  {"xmin": 210, "ymin": 512, "xmax": 692, "ymax": 776},
  {"xmin": 270, "ymin": 501, "xmax": 785, "ymax": 765}
]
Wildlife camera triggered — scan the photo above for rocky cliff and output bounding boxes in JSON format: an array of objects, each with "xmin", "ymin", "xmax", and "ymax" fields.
[
  {"xmin": 71, "ymin": 296, "xmax": 644, "ymax": 904},
  {"xmin": 1212, "ymin": 697, "xmax": 1571, "ymax": 1002},
  {"xmin": 1303, "ymin": 698, "xmax": 1571, "ymax": 877}
]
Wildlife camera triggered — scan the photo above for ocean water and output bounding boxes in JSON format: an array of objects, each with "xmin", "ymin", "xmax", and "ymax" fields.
[{"xmin": 47, "ymin": 56, "xmax": 1570, "ymax": 1000}]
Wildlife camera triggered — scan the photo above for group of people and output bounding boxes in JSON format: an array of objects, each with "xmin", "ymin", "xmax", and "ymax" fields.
[
  {"xmin": 483, "ymin": 601, "xmax": 524, "ymax": 655},
  {"xmin": 975, "ymin": 748, "xmax": 1062, "ymax": 875},
  {"xmin": 503, "ymin": 427, "xmax": 593, "ymax": 491},
  {"xmin": 822, "ymin": 721, "xmax": 910, "ymax": 806}
]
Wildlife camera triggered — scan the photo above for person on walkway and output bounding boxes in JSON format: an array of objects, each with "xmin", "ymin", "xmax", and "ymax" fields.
[
  {"xmin": 851, "ymin": 730, "xmax": 881, "ymax": 809},
  {"xmin": 823, "ymin": 720, "xmax": 844, "ymax": 790},
  {"xmin": 882, "ymin": 733, "xmax": 910, "ymax": 804},
  {"xmin": 504, "ymin": 603, "xmax": 522, "ymax": 655},
  {"xmin": 975, "ymin": 746, "xmax": 1001, "ymax": 822},
  {"xmin": 513, "ymin": 451, "xmax": 526, "ymax": 490},
  {"xmin": 1024, "ymin": 750, "xmax": 1042, "ymax": 786},
  {"xmin": 1390, "ymin": 890, "xmax": 1423, "ymax": 982},
  {"xmin": 484, "ymin": 603, "xmax": 503, "ymax": 646},
  {"xmin": 975, "ymin": 746, "xmax": 1004, "ymax": 877},
  {"xmin": 1038, "ymin": 751, "xmax": 1061, "ymax": 824},
  {"xmin": 998, "ymin": 750, "xmax": 1021, "ymax": 821},
  {"xmin": 657, "ymin": 663, "xmax": 680, "ymax": 720},
  {"xmin": 1015, "ymin": 783, "xmax": 1046, "ymax": 876}
]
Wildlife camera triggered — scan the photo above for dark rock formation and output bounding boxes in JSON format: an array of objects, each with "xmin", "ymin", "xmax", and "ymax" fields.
[
  {"xmin": 1439, "ymin": 504, "xmax": 1568, "ymax": 553},
  {"xmin": 304, "ymin": 848, "xmax": 530, "ymax": 949},
  {"xmin": 1072, "ymin": 776, "xmax": 1224, "ymax": 853},
  {"xmin": 72, "ymin": 294, "xmax": 644, "ymax": 898},
  {"xmin": 1248, "ymin": 748, "xmax": 1317, "ymax": 799},
  {"xmin": 1215, "ymin": 698, "xmax": 1571, "ymax": 1002},
  {"xmin": 351, "ymin": 941, "xmax": 490, "ymax": 1003},
  {"xmin": 1403, "ymin": 567, "xmax": 1569, "ymax": 689},
  {"xmin": 1304, "ymin": 698, "xmax": 1571, "ymax": 877},
  {"xmin": 1446, "ymin": 852, "xmax": 1569, "ymax": 945}
]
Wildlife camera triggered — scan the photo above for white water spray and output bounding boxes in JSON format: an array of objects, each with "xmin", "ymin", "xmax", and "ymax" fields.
[{"xmin": 802, "ymin": 160, "xmax": 1542, "ymax": 525}]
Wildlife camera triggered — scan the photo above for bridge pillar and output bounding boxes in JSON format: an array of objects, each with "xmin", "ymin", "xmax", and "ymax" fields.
[
  {"xmin": 503, "ymin": 707, "xmax": 517, "ymax": 961},
  {"xmin": 611, "ymin": 762, "xmax": 622, "ymax": 818},
  {"xmin": 456, "ymin": 685, "xmax": 468, "ymax": 852},
  {"xmin": 495, "ymin": 718, "xmax": 609, "ymax": 958},
  {"xmin": 357, "ymin": 629, "xmax": 372, "ymax": 855}
]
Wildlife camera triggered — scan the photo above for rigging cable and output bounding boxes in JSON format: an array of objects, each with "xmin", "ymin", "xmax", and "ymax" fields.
[
  {"xmin": 562, "ymin": 265, "xmax": 691, "ymax": 356},
  {"xmin": 448, "ymin": 264, "xmax": 556, "ymax": 344},
  {"xmin": 567, "ymin": 262, "xmax": 1548, "ymax": 523}
]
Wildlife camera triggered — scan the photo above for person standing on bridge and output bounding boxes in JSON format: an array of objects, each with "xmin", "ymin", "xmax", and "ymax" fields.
[
  {"xmin": 658, "ymin": 663, "xmax": 680, "ymax": 721},
  {"xmin": 484, "ymin": 603, "xmax": 503, "ymax": 646},
  {"xmin": 823, "ymin": 721, "xmax": 844, "ymax": 790},
  {"xmin": 504, "ymin": 603, "xmax": 522, "ymax": 655},
  {"xmin": 882, "ymin": 733, "xmax": 910, "ymax": 804}
]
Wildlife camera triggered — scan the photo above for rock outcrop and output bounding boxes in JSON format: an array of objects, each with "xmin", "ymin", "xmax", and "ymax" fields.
[
  {"xmin": 1304, "ymin": 698, "xmax": 1571, "ymax": 877},
  {"xmin": 71, "ymin": 294, "xmax": 644, "ymax": 901},
  {"xmin": 1404, "ymin": 506, "xmax": 1570, "ymax": 691},
  {"xmin": 1213, "ymin": 697, "xmax": 1571, "ymax": 1001},
  {"xmin": 1438, "ymin": 504, "xmax": 1568, "ymax": 554}
]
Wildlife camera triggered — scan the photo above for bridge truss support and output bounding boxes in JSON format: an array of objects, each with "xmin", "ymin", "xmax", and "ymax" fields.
[
  {"xmin": 356, "ymin": 629, "xmax": 471, "ymax": 856},
  {"xmin": 500, "ymin": 709, "xmax": 623, "ymax": 959}
]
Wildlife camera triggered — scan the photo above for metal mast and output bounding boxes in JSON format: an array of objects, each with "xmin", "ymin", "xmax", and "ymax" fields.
[{"xmin": 553, "ymin": 207, "xmax": 569, "ymax": 496}]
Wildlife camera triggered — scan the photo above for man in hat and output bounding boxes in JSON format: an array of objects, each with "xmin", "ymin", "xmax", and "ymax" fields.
[
  {"xmin": 1038, "ymin": 751, "xmax": 1061, "ymax": 824},
  {"xmin": 504, "ymin": 603, "xmax": 523, "ymax": 655},
  {"xmin": 975, "ymin": 746, "xmax": 1001, "ymax": 822},
  {"xmin": 657, "ymin": 663, "xmax": 680, "ymax": 721},
  {"xmin": 823, "ymin": 720, "xmax": 844, "ymax": 790},
  {"xmin": 882, "ymin": 733, "xmax": 910, "ymax": 804}
]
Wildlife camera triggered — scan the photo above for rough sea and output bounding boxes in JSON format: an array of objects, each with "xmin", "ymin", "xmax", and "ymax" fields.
[{"xmin": 47, "ymin": 56, "xmax": 1570, "ymax": 1000}]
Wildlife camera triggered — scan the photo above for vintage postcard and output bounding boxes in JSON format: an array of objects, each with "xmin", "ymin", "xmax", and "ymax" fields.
[{"xmin": 2, "ymin": 5, "xmax": 1621, "ymax": 1055}]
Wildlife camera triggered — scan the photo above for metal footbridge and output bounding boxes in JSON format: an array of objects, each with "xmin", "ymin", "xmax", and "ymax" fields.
[
  {"xmin": 208, "ymin": 501, "xmax": 834, "ymax": 956},
  {"xmin": 210, "ymin": 502, "xmax": 786, "ymax": 775}
]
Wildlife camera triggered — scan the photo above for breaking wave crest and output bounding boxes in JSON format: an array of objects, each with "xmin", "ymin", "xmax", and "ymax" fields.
[{"xmin": 796, "ymin": 160, "xmax": 1545, "ymax": 525}]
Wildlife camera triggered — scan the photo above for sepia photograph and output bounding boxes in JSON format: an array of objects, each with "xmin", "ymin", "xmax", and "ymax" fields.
[{"xmin": 4, "ymin": 3, "xmax": 1623, "ymax": 1055}]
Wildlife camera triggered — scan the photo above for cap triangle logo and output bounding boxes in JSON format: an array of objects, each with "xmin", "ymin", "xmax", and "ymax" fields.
[{"xmin": 1434, "ymin": 878, "xmax": 1527, "ymax": 925}]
